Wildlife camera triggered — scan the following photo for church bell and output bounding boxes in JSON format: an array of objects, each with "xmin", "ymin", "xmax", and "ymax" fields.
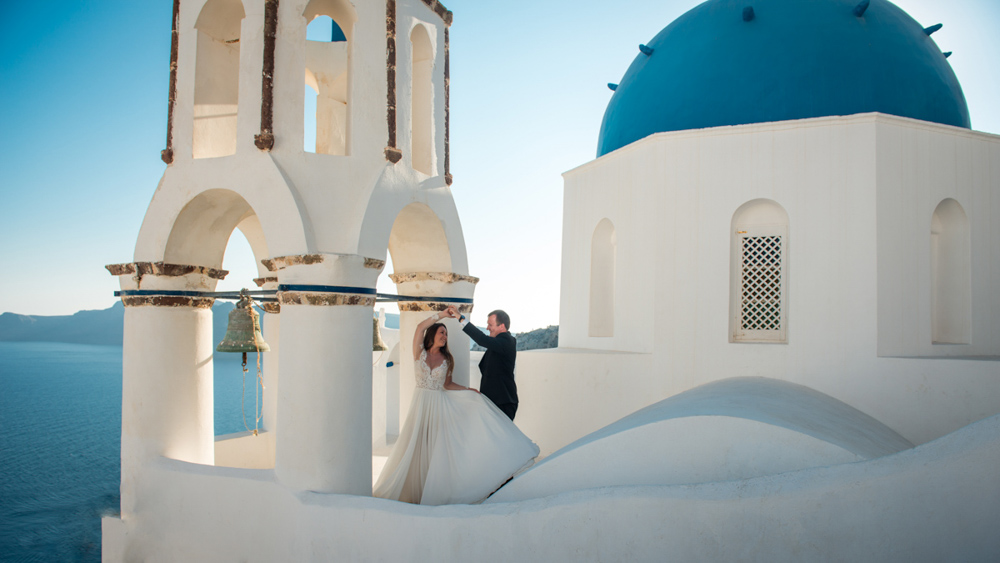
[{"xmin": 217, "ymin": 289, "xmax": 270, "ymax": 359}]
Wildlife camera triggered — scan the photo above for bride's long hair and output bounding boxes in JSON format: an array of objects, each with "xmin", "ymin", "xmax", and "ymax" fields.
[{"xmin": 422, "ymin": 322, "xmax": 455, "ymax": 379}]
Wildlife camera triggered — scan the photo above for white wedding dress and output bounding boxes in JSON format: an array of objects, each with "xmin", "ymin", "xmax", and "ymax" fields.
[{"xmin": 373, "ymin": 350, "xmax": 539, "ymax": 505}]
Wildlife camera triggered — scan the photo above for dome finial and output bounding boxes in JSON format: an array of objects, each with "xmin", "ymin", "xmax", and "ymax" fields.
[
  {"xmin": 943, "ymin": 51, "xmax": 952, "ymax": 58},
  {"xmin": 853, "ymin": 0, "xmax": 870, "ymax": 17},
  {"xmin": 608, "ymin": 83, "xmax": 618, "ymax": 91},
  {"xmin": 639, "ymin": 44, "xmax": 654, "ymax": 56},
  {"xmin": 924, "ymin": 23, "xmax": 942, "ymax": 36},
  {"xmin": 743, "ymin": 6, "xmax": 755, "ymax": 22}
]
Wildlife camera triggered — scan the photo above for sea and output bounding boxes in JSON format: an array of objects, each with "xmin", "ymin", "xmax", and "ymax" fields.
[{"xmin": 0, "ymin": 342, "xmax": 260, "ymax": 563}]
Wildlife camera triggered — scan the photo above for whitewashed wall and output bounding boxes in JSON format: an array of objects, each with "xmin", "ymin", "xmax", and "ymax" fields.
[{"xmin": 554, "ymin": 114, "xmax": 1000, "ymax": 448}]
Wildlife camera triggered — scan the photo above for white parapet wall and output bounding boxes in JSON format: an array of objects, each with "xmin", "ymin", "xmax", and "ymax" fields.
[{"xmin": 102, "ymin": 413, "xmax": 1000, "ymax": 561}]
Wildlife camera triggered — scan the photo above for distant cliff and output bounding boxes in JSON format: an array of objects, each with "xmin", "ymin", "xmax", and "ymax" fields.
[
  {"xmin": 0, "ymin": 303, "xmax": 555, "ymax": 350},
  {"xmin": 0, "ymin": 301, "xmax": 239, "ymax": 347},
  {"xmin": 471, "ymin": 325, "xmax": 559, "ymax": 352}
]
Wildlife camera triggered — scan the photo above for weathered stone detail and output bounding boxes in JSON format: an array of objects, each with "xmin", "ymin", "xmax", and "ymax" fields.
[
  {"xmin": 364, "ymin": 258, "xmax": 387, "ymax": 270},
  {"xmin": 389, "ymin": 271, "xmax": 479, "ymax": 284},
  {"xmin": 122, "ymin": 296, "xmax": 215, "ymax": 309},
  {"xmin": 385, "ymin": 146, "xmax": 402, "ymax": 163},
  {"xmin": 267, "ymin": 254, "xmax": 325, "ymax": 269},
  {"xmin": 261, "ymin": 302, "xmax": 281, "ymax": 314},
  {"xmin": 399, "ymin": 301, "xmax": 472, "ymax": 314},
  {"xmin": 254, "ymin": 0, "xmax": 278, "ymax": 151},
  {"xmin": 278, "ymin": 292, "xmax": 376, "ymax": 307},
  {"xmin": 106, "ymin": 262, "xmax": 228, "ymax": 280},
  {"xmin": 444, "ymin": 27, "xmax": 451, "ymax": 184},
  {"xmin": 385, "ymin": 0, "xmax": 398, "ymax": 160},
  {"xmin": 420, "ymin": 0, "xmax": 453, "ymax": 25},
  {"xmin": 253, "ymin": 276, "xmax": 279, "ymax": 287},
  {"xmin": 161, "ymin": 0, "xmax": 180, "ymax": 164}
]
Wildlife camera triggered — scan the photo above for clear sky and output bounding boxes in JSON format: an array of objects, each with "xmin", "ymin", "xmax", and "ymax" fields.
[{"xmin": 1, "ymin": 0, "xmax": 998, "ymax": 332}]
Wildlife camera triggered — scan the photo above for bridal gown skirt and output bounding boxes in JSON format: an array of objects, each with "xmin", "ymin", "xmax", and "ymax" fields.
[{"xmin": 373, "ymin": 388, "xmax": 539, "ymax": 505}]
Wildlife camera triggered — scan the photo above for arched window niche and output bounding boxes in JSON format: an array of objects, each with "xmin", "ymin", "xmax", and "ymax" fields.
[
  {"xmin": 730, "ymin": 199, "xmax": 789, "ymax": 343},
  {"xmin": 193, "ymin": 0, "xmax": 246, "ymax": 159},
  {"xmin": 410, "ymin": 24, "xmax": 434, "ymax": 176},
  {"xmin": 931, "ymin": 198, "xmax": 971, "ymax": 345},
  {"xmin": 303, "ymin": 0, "xmax": 356, "ymax": 156},
  {"xmin": 589, "ymin": 219, "xmax": 616, "ymax": 337}
]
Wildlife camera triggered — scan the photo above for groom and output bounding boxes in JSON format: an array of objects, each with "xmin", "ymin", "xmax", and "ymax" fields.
[{"xmin": 448, "ymin": 306, "xmax": 518, "ymax": 420}]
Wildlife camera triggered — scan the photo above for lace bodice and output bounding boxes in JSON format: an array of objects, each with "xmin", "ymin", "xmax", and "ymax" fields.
[{"xmin": 416, "ymin": 349, "xmax": 448, "ymax": 390}]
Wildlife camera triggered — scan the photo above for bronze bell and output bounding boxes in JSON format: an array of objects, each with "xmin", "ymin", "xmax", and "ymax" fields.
[
  {"xmin": 373, "ymin": 317, "xmax": 387, "ymax": 351},
  {"xmin": 217, "ymin": 289, "xmax": 270, "ymax": 355}
]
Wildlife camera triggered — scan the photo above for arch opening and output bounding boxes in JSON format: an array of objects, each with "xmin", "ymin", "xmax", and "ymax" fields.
[
  {"xmin": 303, "ymin": 0, "xmax": 356, "ymax": 155},
  {"xmin": 193, "ymin": 0, "xmax": 245, "ymax": 159},
  {"xmin": 164, "ymin": 189, "xmax": 277, "ymax": 469},
  {"xmin": 410, "ymin": 24, "xmax": 434, "ymax": 175}
]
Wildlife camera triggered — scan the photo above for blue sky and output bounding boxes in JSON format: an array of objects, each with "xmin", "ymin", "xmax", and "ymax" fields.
[{"xmin": 1, "ymin": 0, "xmax": 998, "ymax": 331}]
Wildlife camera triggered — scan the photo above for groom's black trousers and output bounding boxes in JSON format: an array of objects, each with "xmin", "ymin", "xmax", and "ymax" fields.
[{"xmin": 496, "ymin": 402, "xmax": 517, "ymax": 421}]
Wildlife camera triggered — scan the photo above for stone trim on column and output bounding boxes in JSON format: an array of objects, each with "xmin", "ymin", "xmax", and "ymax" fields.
[
  {"xmin": 107, "ymin": 261, "xmax": 227, "ymax": 304},
  {"xmin": 388, "ymin": 272, "xmax": 478, "ymax": 284},
  {"xmin": 161, "ymin": 0, "xmax": 181, "ymax": 164},
  {"xmin": 254, "ymin": 276, "xmax": 281, "ymax": 313},
  {"xmin": 398, "ymin": 300, "xmax": 472, "ymax": 314},
  {"xmin": 444, "ymin": 26, "xmax": 451, "ymax": 185},
  {"xmin": 278, "ymin": 292, "xmax": 376, "ymax": 307},
  {"xmin": 385, "ymin": 0, "xmax": 401, "ymax": 163},
  {"xmin": 106, "ymin": 262, "xmax": 229, "ymax": 280},
  {"xmin": 121, "ymin": 295, "xmax": 216, "ymax": 308},
  {"xmin": 254, "ymin": 0, "xmax": 279, "ymax": 151},
  {"xmin": 419, "ymin": 0, "xmax": 453, "ymax": 25}
]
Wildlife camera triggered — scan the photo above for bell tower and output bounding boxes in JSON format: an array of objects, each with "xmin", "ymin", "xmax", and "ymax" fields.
[{"xmin": 105, "ymin": 0, "xmax": 473, "ymax": 551}]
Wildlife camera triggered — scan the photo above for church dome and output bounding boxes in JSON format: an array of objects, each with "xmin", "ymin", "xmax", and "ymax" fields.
[{"xmin": 597, "ymin": 0, "xmax": 970, "ymax": 156}]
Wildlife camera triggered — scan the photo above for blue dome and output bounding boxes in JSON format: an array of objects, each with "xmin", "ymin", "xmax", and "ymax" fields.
[{"xmin": 597, "ymin": 0, "xmax": 970, "ymax": 156}]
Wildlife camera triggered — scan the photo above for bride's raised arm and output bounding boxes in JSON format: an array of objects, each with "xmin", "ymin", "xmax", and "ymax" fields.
[{"xmin": 412, "ymin": 311, "xmax": 446, "ymax": 360}]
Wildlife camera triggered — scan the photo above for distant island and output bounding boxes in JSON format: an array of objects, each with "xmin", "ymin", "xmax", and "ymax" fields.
[
  {"xmin": 470, "ymin": 325, "xmax": 559, "ymax": 352},
  {"xmin": 0, "ymin": 304, "xmax": 559, "ymax": 351},
  {"xmin": 0, "ymin": 301, "xmax": 238, "ymax": 347}
]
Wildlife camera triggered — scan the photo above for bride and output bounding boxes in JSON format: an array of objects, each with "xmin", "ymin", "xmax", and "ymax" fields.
[{"xmin": 373, "ymin": 309, "xmax": 539, "ymax": 505}]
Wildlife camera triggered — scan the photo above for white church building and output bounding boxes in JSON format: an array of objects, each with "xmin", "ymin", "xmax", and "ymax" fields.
[{"xmin": 104, "ymin": 0, "xmax": 1000, "ymax": 560}]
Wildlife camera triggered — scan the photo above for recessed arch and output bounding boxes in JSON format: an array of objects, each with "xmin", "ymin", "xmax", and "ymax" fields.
[
  {"xmin": 730, "ymin": 199, "xmax": 789, "ymax": 343},
  {"xmin": 193, "ymin": 0, "xmax": 245, "ymax": 159},
  {"xmin": 589, "ymin": 218, "xmax": 616, "ymax": 337},
  {"xmin": 410, "ymin": 24, "xmax": 434, "ymax": 175},
  {"xmin": 303, "ymin": 0, "xmax": 356, "ymax": 155},
  {"xmin": 931, "ymin": 198, "xmax": 971, "ymax": 345}
]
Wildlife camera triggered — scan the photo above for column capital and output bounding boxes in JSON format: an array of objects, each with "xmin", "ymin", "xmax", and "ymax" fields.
[
  {"xmin": 398, "ymin": 301, "xmax": 473, "ymax": 314},
  {"xmin": 261, "ymin": 253, "xmax": 384, "ymax": 288},
  {"xmin": 107, "ymin": 262, "xmax": 225, "ymax": 306},
  {"xmin": 254, "ymin": 276, "xmax": 281, "ymax": 313},
  {"xmin": 278, "ymin": 291, "xmax": 375, "ymax": 307},
  {"xmin": 390, "ymin": 271, "xmax": 478, "ymax": 304}
]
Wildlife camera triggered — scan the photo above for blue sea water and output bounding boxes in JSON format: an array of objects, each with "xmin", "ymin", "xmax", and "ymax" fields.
[{"xmin": 0, "ymin": 342, "xmax": 261, "ymax": 562}]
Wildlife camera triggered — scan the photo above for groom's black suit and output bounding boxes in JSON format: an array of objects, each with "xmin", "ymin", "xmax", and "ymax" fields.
[{"xmin": 463, "ymin": 323, "xmax": 518, "ymax": 420}]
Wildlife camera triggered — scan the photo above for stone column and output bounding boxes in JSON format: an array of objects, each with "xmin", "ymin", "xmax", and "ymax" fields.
[
  {"xmin": 391, "ymin": 272, "xmax": 477, "ymax": 426},
  {"xmin": 106, "ymin": 262, "xmax": 225, "ymax": 516},
  {"xmin": 271, "ymin": 254, "xmax": 383, "ymax": 494}
]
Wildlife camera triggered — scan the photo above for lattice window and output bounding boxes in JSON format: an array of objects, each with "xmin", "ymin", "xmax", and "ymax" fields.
[
  {"xmin": 741, "ymin": 235, "xmax": 782, "ymax": 331},
  {"xmin": 733, "ymin": 225, "xmax": 787, "ymax": 342}
]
